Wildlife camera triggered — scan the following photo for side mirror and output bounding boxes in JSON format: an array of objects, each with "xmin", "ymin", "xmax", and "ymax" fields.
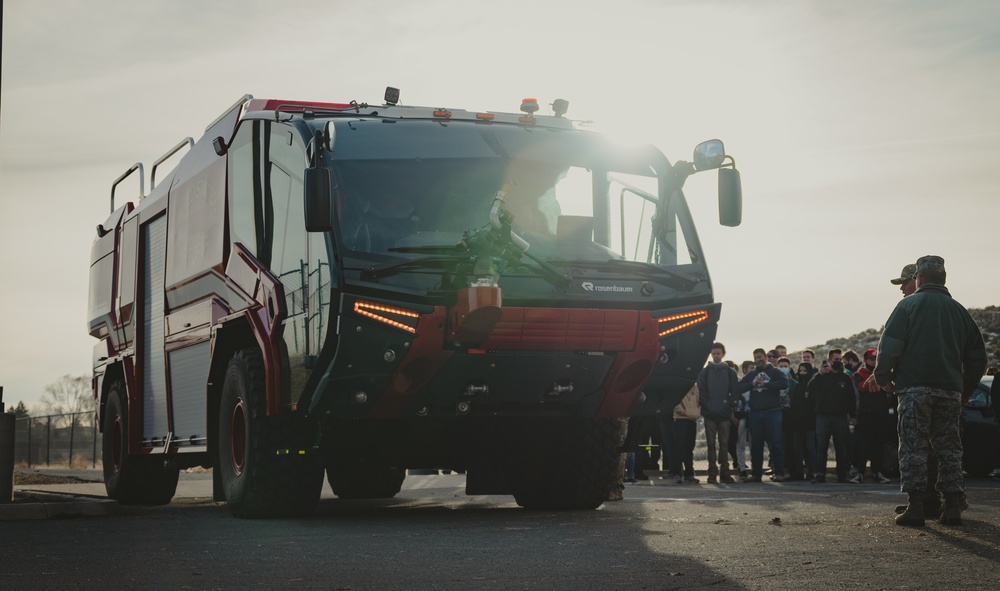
[
  {"xmin": 304, "ymin": 166, "xmax": 334, "ymax": 232},
  {"xmin": 693, "ymin": 139, "xmax": 725, "ymax": 171},
  {"xmin": 718, "ymin": 167, "xmax": 742, "ymax": 227}
]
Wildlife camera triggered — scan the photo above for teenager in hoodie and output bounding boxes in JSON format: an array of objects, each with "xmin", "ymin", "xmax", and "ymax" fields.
[
  {"xmin": 697, "ymin": 342, "xmax": 739, "ymax": 484},
  {"xmin": 736, "ymin": 348, "xmax": 789, "ymax": 482}
]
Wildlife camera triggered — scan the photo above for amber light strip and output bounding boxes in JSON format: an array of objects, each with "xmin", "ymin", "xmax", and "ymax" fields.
[
  {"xmin": 354, "ymin": 301, "xmax": 419, "ymax": 333},
  {"xmin": 657, "ymin": 310, "xmax": 709, "ymax": 337}
]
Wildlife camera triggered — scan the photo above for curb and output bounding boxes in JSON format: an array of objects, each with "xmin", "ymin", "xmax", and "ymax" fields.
[{"xmin": 0, "ymin": 490, "xmax": 119, "ymax": 521}]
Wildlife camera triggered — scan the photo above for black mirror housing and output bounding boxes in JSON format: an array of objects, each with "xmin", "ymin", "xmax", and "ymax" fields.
[
  {"xmin": 718, "ymin": 167, "xmax": 742, "ymax": 227},
  {"xmin": 304, "ymin": 167, "xmax": 334, "ymax": 232}
]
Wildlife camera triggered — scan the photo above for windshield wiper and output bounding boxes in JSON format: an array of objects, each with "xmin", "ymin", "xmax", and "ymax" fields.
[
  {"xmin": 575, "ymin": 259, "xmax": 701, "ymax": 290},
  {"xmin": 387, "ymin": 244, "xmax": 465, "ymax": 255},
  {"xmin": 516, "ymin": 248, "xmax": 573, "ymax": 288},
  {"xmin": 389, "ymin": 239, "xmax": 573, "ymax": 289},
  {"xmin": 359, "ymin": 254, "xmax": 475, "ymax": 281}
]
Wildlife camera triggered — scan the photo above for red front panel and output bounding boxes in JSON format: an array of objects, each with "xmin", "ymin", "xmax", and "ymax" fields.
[{"xmin": 478, "ymin": 308, "xmax": 639, "ymax": 351}]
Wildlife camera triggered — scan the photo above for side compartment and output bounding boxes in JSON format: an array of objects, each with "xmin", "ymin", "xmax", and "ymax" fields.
[
  {"xmin": 141, "ymin": 214, "xmax": 170, "ymax": 445},
  {"xmin": 167, "ymin": 342, "xmax": 210, "ymax": 448},
  {"xmin": 164, "ymin": 299, "xmax": 228, "ymax": 450},
  {"xmin": 116, "ymin": 215, "xmax": 139, "ymax": 349}
]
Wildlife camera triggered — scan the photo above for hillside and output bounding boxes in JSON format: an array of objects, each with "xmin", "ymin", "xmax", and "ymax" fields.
[{"xmin": 792, "ymin": 305, "xmax": 1000, "ymax": 370}]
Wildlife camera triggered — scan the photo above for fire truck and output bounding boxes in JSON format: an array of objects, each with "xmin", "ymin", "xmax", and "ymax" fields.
[{"xmin": 87, "ymin": 89, "xmax": 742, "ymax": 517}]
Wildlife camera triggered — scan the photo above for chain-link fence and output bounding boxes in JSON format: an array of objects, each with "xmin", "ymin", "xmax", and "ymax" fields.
[{"xmin": 13, "ymin": 412, "xmax": 99, "ymax": 469}]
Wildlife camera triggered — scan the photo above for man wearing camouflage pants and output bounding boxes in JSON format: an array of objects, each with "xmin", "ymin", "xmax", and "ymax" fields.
[
  {"xmin": 885, "ymin": 263, "xmax": 966, "ymax": 517},
  {"xmin": 874, "ymin": 256, "xmax": 987, "ymax": 526}
]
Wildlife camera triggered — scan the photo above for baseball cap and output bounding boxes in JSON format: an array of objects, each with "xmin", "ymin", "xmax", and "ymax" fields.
[
  {"xmin": 916, "ymin": 255, "xmax": 945, "ymax": 274},
  {"xmin": 890, "ymin": 264, "xmax": 917, "ymax": 285},
  {"xmin": 864, "ymin": 348, "xmax": 877, "ymax": 359}
]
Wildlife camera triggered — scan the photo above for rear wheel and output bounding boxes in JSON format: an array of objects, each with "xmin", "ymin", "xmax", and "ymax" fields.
[
  {"xmin": 504, "ymin": 417, "xmax": 625, "ymax": 510},
  {"xmin": 217, "ymin": 349, "xmax": 324, "ymax": 518},
  {"xmin": 102, "ymin": 379, "xmax": 178, "ymax": 505},
  {"xmin": 326, "ymin": 463, "xmax": 406, "ymax": 499}
]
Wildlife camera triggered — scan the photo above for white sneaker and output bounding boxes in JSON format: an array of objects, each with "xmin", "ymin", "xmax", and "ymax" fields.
[{"xmin": 875, "ymin": 472, "xmax": 891, "ymax": 484}]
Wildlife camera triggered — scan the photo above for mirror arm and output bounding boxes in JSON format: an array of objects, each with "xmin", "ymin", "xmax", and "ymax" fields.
[
  {"xmin": 667, "ymin": 160, "xmax": 696, "ymax": 193},
  {"xmin": 310, "ymin": 130, "xmax": 325, "ymax": 168}
]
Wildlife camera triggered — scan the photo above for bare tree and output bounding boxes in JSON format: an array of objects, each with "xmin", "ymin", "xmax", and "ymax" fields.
[
  {"xmin": 40, "ymin": 374, "xmax": 94, "ymax": 427},
  {"xmin": 10, "ymin": 401, "xmax": 30, "ymax": 419}
]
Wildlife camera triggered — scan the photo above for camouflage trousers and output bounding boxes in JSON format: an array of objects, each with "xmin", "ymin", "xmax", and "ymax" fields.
[{"xmin": 897, "ymin": 387, "xmax": 964, "ymax": 494}]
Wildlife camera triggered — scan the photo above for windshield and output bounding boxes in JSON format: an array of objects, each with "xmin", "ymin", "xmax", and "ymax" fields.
[{"xmin": 329, "ymin": 120, "xmax": 702, "ymax": 269}]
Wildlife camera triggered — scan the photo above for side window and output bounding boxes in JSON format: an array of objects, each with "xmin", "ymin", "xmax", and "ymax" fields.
[
  {"xmin": 228, "ymin": 121, "xmax": 261, "ymax": 256},
  {"xmin": 267, "ymin": 125, "xmax": 306, "ymax": 277},
  {"xmin": 608, "ymin": 174, "xmax": 659, "ymax": 263}
]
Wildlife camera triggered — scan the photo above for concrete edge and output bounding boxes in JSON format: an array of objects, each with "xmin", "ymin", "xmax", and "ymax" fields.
[{"xmin": 0, "ymin": 490, "xmax": 119, "ymax": 521}]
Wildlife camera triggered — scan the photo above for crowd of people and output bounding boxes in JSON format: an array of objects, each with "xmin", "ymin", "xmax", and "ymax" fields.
[
  {"xmin": 624, "ymin": 344, "xmax": 899, "ymax": 486},
  {"xmin": 618, "ymin": 256, "xmax": 991, "ymax": 527}
]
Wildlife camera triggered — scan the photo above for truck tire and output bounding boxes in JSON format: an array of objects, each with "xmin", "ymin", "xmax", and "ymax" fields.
[
  {"xmin": 102, "ymin": 379, "xmax": 179, "ymax": 505},
  {"xmin": 504, "ymin": 417, "xmax": 625, "ymax": 511},
  {"xmin": 326, "ymin": 464, "xmax": 406, "ymax": 499},
  {"xmin": 217, "ymin": 349, "xmax": 324, "ymax": 518}
]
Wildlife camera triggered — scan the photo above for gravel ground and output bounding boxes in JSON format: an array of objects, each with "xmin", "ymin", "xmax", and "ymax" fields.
[{"xmin": 13, "ymin": 470, "xmax": 101, "ymax": 486}]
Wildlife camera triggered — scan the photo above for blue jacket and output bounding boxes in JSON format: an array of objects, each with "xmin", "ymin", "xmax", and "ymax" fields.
[{"xmin": 736, "ymin": 364, "xmax": 788, "ymax": 412}]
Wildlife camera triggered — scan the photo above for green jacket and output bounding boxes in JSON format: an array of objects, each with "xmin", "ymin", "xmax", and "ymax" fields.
[{"xmin": 874, "ymin": 284, "xmax": 987, "ymax": 397}]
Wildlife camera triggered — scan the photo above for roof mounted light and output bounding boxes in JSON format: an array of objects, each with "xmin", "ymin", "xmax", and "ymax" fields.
[
  {"xmin": 384, "ymin": 86, "xmax": 400, "ymax": 106},
  {"xmin": 520, "ymin": 98, "xmax": 539, "ymax": 114}
]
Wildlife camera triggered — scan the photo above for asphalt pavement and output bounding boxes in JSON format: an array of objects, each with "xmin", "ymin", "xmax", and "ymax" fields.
[
  {"xmin": 4, "ymin": 464, "xmax": 997, "ymax": 518},
  {"xmin": 4, "ymin": 466, "xmax": 1000, "ymax": 590}
]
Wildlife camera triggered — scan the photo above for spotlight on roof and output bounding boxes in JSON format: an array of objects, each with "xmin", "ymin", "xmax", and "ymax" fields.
[
  {"xmin": 551, "ymin": 99, "xmax": 569, "ymax": 117},
  {"xmin": 384, "ymin": 86, "xmax": 400, "ymax": 106}
]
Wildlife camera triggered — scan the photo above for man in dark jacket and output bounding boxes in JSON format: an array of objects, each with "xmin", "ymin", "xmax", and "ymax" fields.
[
  {"xmin": 787, "ymin": 363, "xmax": 816, "ymax": 480},
  {"xmin": 736, "ymin": 348, "xmax": 788, "ymax": 482},
  {"xmin": 992, "ymin": 375, "xmax": 1000, "ymax": 479},
  {"xmin": 698, "ymin": 342, "xmax": 739, "ymax": 484},
  {"xmin": 809, "ymin": 361, "xmax": 857, "ymax": 483},
  {"xmin": 875, "ymin": 256, "xmax": 987, "ymax": 526}
]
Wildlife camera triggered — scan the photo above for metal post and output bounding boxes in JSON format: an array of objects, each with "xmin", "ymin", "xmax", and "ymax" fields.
[
  {"xmin": 93, "ymin": 416, "xmax": 98, "ymax": 468},
  {"xmin": 1, "ymin": 386, "xmax": 15, "ymax": 503},
  {"xmin": 69, "ymin": 414, "xmax": 76, "ymax": 469},
  {"xmin": 46, "ymin": 415, "xmax": 51, "ymax": 466},
  {"xmin": 27, "ymin": 418, "xmax": 32, "ymax": 468}
]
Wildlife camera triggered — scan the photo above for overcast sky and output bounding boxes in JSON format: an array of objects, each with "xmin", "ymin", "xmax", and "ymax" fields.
[{"xmin": 2, "ymin": 0, "xmax": 999, "ymax": 410}]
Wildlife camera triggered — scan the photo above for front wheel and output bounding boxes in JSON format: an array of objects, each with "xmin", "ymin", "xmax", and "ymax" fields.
[
  {"xmin": 504, "ymin": 417, "xmax": 625, "ymax": 510},
  {"xmin": 217, "ymin": 349, "xmax": 323, "ymax": 518},
  {"xmin": 102, "ymin": 379, "xmax": 178, "ymax": 505}
]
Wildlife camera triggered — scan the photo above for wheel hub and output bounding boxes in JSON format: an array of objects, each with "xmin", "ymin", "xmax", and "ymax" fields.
[
  {"xmin": 111, "ymin": 416, "xmax": 123, "ymax": 472},
  {"xmin": 230, "ymin": 398, "xmax": 247, "ymax": 476}
]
